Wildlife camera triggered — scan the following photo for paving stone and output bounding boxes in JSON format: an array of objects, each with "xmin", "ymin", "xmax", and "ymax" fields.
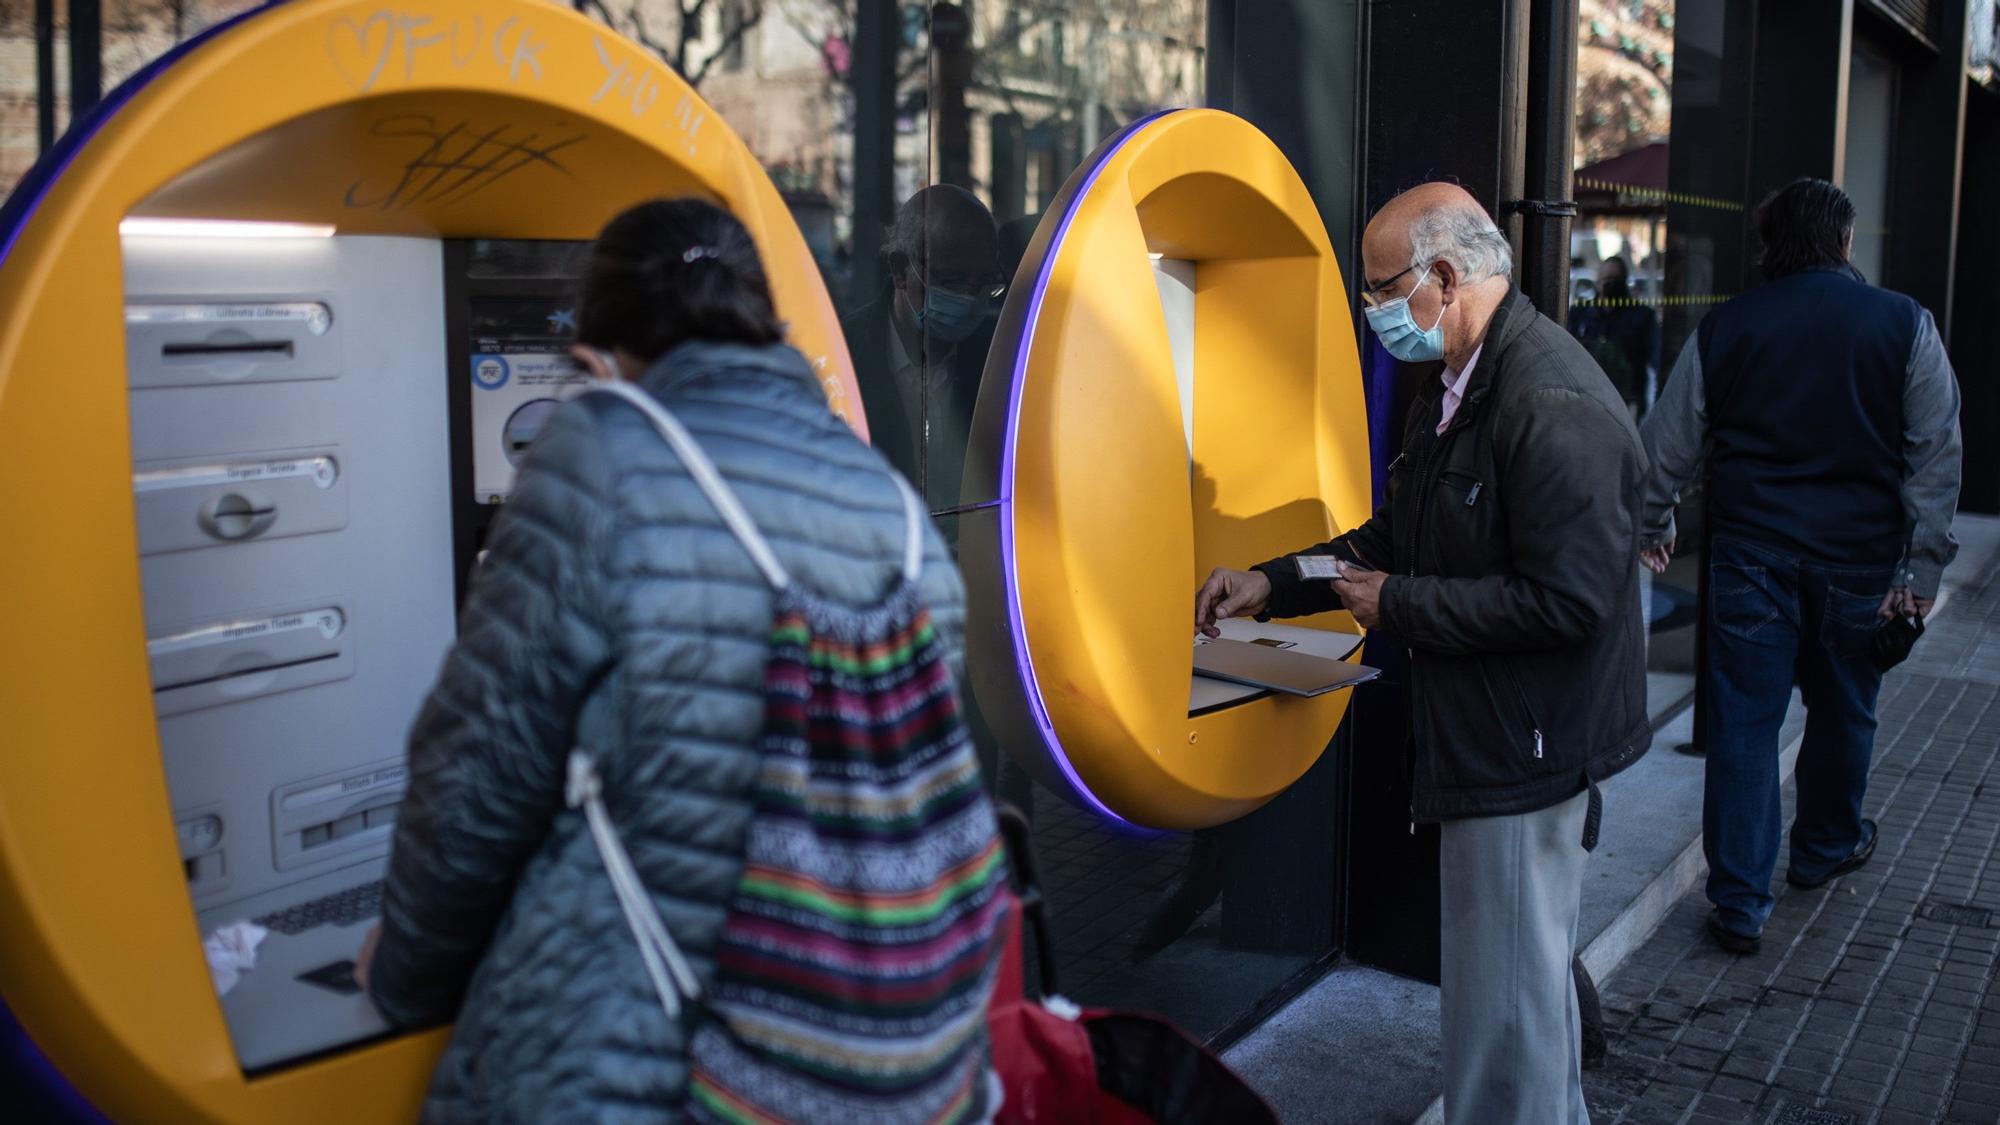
[
  {"xmin": 1954, "ymin": 1080, "xmax": 2000, "ymax": 1107},
  {"xmin": 1576, "ymin": 568, "xmax": 2000, "ymax": 1125}
]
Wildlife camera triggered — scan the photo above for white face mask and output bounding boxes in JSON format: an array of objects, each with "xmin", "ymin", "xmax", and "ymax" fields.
[{"xmin": 1363, "ymin": 264, "xmax": 1448, "ymax": 363}]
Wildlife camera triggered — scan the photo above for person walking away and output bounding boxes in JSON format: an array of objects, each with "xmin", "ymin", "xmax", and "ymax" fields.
[
  {"xmin": 1193, "ymin": 183, "xmax": 1649, "ymax": 1125},
  {"xmin": 354, "ymin": 198, "xmax": 1009, "ymax": 1122},
  {"xmin": 1638, "ymin": 177, "xmax": 1962, "ymax": 955}
]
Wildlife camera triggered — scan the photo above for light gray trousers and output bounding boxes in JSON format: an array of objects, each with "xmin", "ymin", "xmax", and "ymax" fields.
[{"xmin": 1439, "ymin": 787, "xmax": 1593, "ymax": 1125}]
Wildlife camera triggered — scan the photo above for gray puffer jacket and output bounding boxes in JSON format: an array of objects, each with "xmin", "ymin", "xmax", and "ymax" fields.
[{"xmin": 367, "ymin": 341, "xmax": 967, "ymax": 1122}]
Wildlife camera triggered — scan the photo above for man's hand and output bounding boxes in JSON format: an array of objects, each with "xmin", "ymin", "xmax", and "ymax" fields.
[
  {"xmin": 354, "ymin": 922, "xmax": 382, "ymax": 994},
  {"xmin": 1640, "ymin": 541, "xmax": 1673, "ymax": 575},
  {"xmin": 1877, "ymin": 587, "xmax": 1934, "ymax": 621},
  {"xmin": 1194, "ymin": 567, "xmax": 1272, "ymax": 637},
  {"xmin": 1333, "ymin": 565, "xmax": 1388, "ymax": 629}
]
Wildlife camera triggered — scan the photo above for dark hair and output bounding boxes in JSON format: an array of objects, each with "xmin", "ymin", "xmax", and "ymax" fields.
[
  {"xmin": 1754, "ymin": 178, "xmax": 1855, "ymax": 279},
  {"xmin": 576, "ymin": 198, "xmax": 784, "ymax": 361}
]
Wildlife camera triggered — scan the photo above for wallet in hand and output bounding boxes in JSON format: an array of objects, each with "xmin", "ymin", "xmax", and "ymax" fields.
[{"xmin": 1870, "ymin": 613, "xmax": 1924, "ymax": 671}]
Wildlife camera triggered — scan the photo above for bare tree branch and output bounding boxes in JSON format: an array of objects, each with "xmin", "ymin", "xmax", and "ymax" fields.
[{"xmin": 690, "ymin": 1, "xmax": 765, "ymax": 87}]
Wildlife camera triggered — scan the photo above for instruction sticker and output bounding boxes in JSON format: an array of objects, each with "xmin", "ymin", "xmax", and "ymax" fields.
[
  {"xmin": 125, "ymin": 301, "xmax": 332, "ymax": 335},
  {"xmin": 133, "ymin": 455, "xmax": 338, "ymax": 493},
  {"xmin": 147, "ymin": 608, "xmax": 345, "ymax": 658}
]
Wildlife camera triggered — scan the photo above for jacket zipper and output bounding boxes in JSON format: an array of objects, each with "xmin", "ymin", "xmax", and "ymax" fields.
[{"xmin": 1501, "ymin": 662, "xmax": 1545, "ymax": 759}]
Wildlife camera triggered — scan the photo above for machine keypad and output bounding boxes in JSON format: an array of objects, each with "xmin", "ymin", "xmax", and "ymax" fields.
[{"xmin": 254, "ymin": 879, "xmax": 383, "ymax": 935}]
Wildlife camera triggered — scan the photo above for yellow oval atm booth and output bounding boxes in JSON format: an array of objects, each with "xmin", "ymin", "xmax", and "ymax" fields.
[
  {"xmin": 0, "ymin": 0, "xmax": 853, "ymax": 1118},
  {"xmin": 962, "ymin": 108, "xmax": 1374, "ymax": 832}
]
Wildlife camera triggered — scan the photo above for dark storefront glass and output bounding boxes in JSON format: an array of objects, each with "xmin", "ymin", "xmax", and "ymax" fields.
[
  {"xmin": 1844, "ymin": 39, "xmax": 1897, "ymax": 284},
  {"xmin": 768, "ymin": 2, "xmax": 1342, "ymax": 1039},
  {"xmin": 2, "ymin": 1, "xmax": 267, "ymax": 196},
  {"xmin": 626, "ymin": 0, "xmax": 1317, "ymax": 1038},
  {"xmin": 890, "ymin": 2, "xmax": 1341, "ymax": 1040},
  {"xmin": 1572, "ymin": 0, "xmax": 1755, "ymax": 721}
]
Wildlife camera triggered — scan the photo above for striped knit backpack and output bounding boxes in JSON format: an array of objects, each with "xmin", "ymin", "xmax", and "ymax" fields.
[{"xmin": 567, "ymin": 381, "xmax": 1012, "ymax": 1124}]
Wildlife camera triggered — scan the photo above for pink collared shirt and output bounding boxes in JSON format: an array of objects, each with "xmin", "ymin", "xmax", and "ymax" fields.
[{"xmin": 1437, "ymin": 344, "xmax": 1483, "ymax": 434}]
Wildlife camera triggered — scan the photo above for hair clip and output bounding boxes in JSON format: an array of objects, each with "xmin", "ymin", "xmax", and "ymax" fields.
[{"xmin": 682, "ymin": 246, "xmax": 721, "ymax": 262}]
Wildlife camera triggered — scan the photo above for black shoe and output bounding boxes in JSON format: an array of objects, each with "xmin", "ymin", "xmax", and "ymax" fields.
[
  {"xmin": 1706, "ymin": 909, "xmax": 1762, "ymax": 955},
  {"xmin": 1786, "ymin": 819, "xmax": 1878, "ymax": 889}
]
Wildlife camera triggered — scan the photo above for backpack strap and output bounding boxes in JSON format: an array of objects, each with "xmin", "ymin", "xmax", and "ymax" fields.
[
  {"xmin": 589, "ymin": 380, "xmax": 792, "ymax": 591},
  {"xmin": 565, "ymin": 750, "xmax": 702, "ymax": 1020}
]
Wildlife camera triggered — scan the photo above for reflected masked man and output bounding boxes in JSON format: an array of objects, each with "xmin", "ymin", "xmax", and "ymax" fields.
[
  {"xmin": 1193, "ymin": 183, "xmax": 1649, "ymax": 1125},
  {"xmin": 848, "ymin": 184, "xmax": 1004, "ymax": 507}
]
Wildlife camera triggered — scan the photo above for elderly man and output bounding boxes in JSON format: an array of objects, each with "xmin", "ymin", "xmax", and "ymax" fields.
[{"xmin": 1194, "ymin": 183, "xmax": 1649, "ymax": 1124}]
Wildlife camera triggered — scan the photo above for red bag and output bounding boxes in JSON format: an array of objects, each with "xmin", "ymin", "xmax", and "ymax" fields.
[{"xmin": 985, "ymin": 809, "xmax": 1278, "ymax": 1125}]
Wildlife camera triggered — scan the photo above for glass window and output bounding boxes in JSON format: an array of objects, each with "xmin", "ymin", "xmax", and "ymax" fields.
[
  {"xmin": 1975, "ymin": 0, "xmax": 1999, "ymax": 87},
  {"xmin": 2, "ymin": 0, "xmax": 267, "ymax": 199},
  {"xmin": 0, "ymin": 4, "xmax": 42, "ymax": 196},
  {"xmin": 1844, "ymin": 40, "xmax": 1896, "ymax": 284},
  {"xmin": 573, "ymin": 0, "xmax": 1254, "ymax": 1039},
  {"xmin": 1573, "ymin": 0, "xmax": 1751, "ymax": 723}
]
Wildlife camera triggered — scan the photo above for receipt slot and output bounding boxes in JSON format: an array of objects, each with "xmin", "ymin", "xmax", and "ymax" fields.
[
  {"xmin": 0, "ymin": 0, "xmax": 856, "ymax": 1119},
  {"xmin": 962, "ymin": 109, "xmax": 1373, "ymax": 831}
]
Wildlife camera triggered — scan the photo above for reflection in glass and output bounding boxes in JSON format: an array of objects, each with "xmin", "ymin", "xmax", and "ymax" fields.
[
  {"xmin": 1572, "ymin": 0, "xmax": 1675, "ymax": 420},
  {"xmin": 1573, "ymin": 0, "xmax": 1747, "ymax": 721},
  {"xmin": 1844, "ymin": 41, "xmax": 1896, "ymax": 285},
  {"xmin": 846, "ymin": 184, "xmax": 1002, "ymax": 509},
  {"xmin": 890, "ymin": 3, "xmax": 1344, "ymax": 1041},
  {"xmin": 1976, "ymin": 0, "xmax": 2000, "ymax": 87}
]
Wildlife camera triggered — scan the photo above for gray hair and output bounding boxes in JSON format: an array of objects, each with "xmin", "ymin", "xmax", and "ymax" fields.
[{"xmin": 1408, "ymin": 201, "xmax": 1514, "ymax": 283}]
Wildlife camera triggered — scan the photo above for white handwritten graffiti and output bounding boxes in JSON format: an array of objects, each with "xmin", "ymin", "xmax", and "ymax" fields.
[
  {"xmin": 589, "ymin": 36, "xmax": 661, "ymax": 118},
  {"xmin": 327, "ymin": 10, "xmax": 546, "ymax": 92},
  {"xmin": 669, "ymin": 95, "xmax": 705, "ymax": 156}
]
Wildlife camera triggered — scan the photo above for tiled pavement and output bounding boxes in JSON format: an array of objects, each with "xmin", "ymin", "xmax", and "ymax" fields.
[{"xmin": 1584, "ymin": 560, "xmax": 2000, "ymax": 1125}]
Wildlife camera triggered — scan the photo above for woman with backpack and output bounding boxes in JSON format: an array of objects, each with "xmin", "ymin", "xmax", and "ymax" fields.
[{"xmin": 355, "ymin": 198, "xmax": 1010, "ymax": 1123}]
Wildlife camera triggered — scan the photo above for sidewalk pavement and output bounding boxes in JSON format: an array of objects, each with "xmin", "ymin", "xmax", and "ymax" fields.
[{"xmin": 1582, "ymin": 555, "xmax": 2000, "ymax": 1125}]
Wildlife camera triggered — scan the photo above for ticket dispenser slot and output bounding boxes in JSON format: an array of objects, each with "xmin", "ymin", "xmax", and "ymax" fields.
[
  {"xmin": 133, "ymin": 451, "xmax": 347, "ymax": 553},
  {"xmin": 125, "ymin": 300, "xmax": 339, "ymax": 388},
  {"xmin": 272, "ymin": 763, "xmax": 405, "ymax": 872},
  {"xmin": 146, "ymin": 604, "xmax": 352, "ymax": 716}
]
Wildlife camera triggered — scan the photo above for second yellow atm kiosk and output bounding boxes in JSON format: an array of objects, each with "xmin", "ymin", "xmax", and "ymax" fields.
[
  {"xmin": 0, "ymin": 0, "xmax": 854, "ymax": 1118},
  {"xmin": 960, "ymin": 108, "xmax": 1374, "ymax": 832}
]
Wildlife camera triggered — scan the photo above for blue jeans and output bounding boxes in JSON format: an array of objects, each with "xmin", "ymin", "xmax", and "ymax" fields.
[{"xmin": 1702, "ymin": 535, "xmax": 1894, "ymax": 935}]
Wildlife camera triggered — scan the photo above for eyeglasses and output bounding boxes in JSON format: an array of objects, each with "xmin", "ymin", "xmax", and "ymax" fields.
[
  {"xmin": 1361, "ymin": 263, "xmax": 1422, "ymax": 309},
  {"xmin": 929, "ymin": 272, "xmax": 1007, "ymax": 300},
  {"xmin": 890, "ymin": 250, "xmax": 1007, "ymax": 300}
]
